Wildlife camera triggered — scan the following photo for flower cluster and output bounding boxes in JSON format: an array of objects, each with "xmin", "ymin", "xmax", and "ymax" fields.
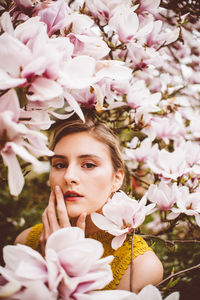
[{"xmin": 0, "ymin": 227, "xmax": 179, "ymax": 300}]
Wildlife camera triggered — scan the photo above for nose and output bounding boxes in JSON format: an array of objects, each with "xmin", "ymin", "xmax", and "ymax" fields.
[{"xmin": 63, "ymin": 164, "xmax": 80, "ymax": 184}]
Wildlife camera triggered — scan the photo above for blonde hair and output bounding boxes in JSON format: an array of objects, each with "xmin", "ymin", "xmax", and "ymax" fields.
[{"xmin": 50, "ymin": 118, "xmax": 125, "ymax": 173}]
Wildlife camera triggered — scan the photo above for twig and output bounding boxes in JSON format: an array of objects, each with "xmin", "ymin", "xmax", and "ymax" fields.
[
  {"xmin": 140, "ymin": 234, "xmax": 200, "ymax": 246},
  {"xmin": 130, "ymin": 229, "xmax": 135, "ymax": 292},
  {"xmin": 156, "ymin": 263, "xmax": 200, "ymax": 287}
]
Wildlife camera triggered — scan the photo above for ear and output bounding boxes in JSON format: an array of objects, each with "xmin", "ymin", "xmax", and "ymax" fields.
[{"xmin": 112, "ymin": 168, "xmax": 125, "ymax": 193}]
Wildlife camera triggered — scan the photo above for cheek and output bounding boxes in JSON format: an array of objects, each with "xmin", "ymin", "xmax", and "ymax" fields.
[{"xmin": 90, "ymin": 168, "xmax": 115, "ymax": 195}]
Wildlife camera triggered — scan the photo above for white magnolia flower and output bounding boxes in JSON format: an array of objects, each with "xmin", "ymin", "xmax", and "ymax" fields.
[{"xmin": 91, "ymin": 191, "xmax": 155, "ymax": 249}]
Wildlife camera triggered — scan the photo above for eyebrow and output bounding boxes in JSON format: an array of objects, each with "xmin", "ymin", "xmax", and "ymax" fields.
[{"xmin": 50, "ymin": 154, "xmax": 101, "ymax": 161}]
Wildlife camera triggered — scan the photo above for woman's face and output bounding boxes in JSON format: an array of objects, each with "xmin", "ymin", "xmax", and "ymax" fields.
[{"xmin": 49, "ymin": 131, "xmax": 124, "ymax": 218}]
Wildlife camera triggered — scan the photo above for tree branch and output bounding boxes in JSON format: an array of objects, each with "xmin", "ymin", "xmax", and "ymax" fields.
[{"xmin": 156, "ymin": 263, "xmax": 200, "ymax": 287}]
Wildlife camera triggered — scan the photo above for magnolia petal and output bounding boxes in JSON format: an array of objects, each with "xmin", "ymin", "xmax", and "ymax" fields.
[
  {"xmin": 111, "ymin": 234, "xmax": 126, "ymax": 250},
  {"xmin": 27, "ymin": 77, "xmax": 63, "ymax": 101},
  {"xmin": 74, "ymin": 290, "xmax": 134, "ymax": 300},
  {"xmin": 0, "ymin": 33, "xmax": 32, "ymax": 77},
  {"xmin": 58, "ymin": 239, "xmax": 104, "ymax": 276},
  {"xmin": 1, "ymin": 150, "xmax": 24, "ymax": 196},
  {"xmin": 164, "ymin": 28, "xmax": 180, "ymax": 45},
  {"xmin": 89, "ymin": 255, "xmax": 114, "ymax": 272},
  {"xmin": 96, "ymin": 62, "xmax": 132, "ymax": 82},
  {"xmin": 136, "ymin": 284, "xmax": 162, "ymax": 300},
  {"xmin": 194, "ymin": 214, "xmax": 200, "ymax": 227},
  {"xmin": 0, "ymin": 281, "xmax": 21, "ymax": 298},
  {"xmin": 165, "ymin": 291, "xmax": 180, "ymax": 300},
  {"xmin": 64, "ymin": 91, "xmax": 85, "ymax": 122},
  {"xmin": 3, "ymin": 244, "xmax": 46, "ymax": 270},
  {"xmin": 1, "ymin": 12, "xmax": 14, "ymax": 35},
  {"xmin": 5, "ymin": 142, "xmax": 43, "ymax": 170},
  {"xmin": 74, "ymin": 263, "xmax": 113, "ymax": 294},
  {"xmin": 46, "ymin": 227, "xmax": 85, "ymax": 252},
  {"xmin": 70, "ymin": 34, "xmax": 110, "ymax": 59},
  {"xmin": 0, "ymin": 69, "xmax": 26, "ymax": 90},
  {"xmin": 167, "ymin": 212, "xmax": 180, "ymax": 220},
  {"xmin": 23, "ymin": 136, "xmax": 54, "ymax": 157},
  {"xmin": 60, "ymin": 56, "xmax": 96, "ymax": 89},
  {"xmin": 49, "ymin": 110, "xmax": 75, "ymax": 120},
  {"xmin": 91, "ymin": 213, "xmax": 118, "ymax": 231},
  {"xmin": 0, "ymin": 89, "xmax": 20, "ymax": 121},
  {"xmin": 18, "ymin": 281, "xmax": 55, "ymax": 300}
]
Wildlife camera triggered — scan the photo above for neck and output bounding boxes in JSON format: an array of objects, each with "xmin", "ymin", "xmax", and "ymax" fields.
[{"xmin": 70, "ymin": 215, "xmax": 101, "ymax": 237}]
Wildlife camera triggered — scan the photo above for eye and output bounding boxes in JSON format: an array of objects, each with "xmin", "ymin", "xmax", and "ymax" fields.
[
  {"xmin": 82, "ymin": 162, "xmax": 96, "ymax": 169},
  {"xmin": 52, "ymin": 163, "xmax": 67, "ymax": 169}
]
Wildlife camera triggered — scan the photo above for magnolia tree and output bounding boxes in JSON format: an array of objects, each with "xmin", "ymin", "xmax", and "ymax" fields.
[{"xmin": 0, "ymin": 0, "xmax": 200, "ymax": 298}]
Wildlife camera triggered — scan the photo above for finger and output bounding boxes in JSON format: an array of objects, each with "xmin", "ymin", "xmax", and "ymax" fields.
[
  {"xmin": 55, "ymin": 185, "xmax": 71, "ymax": 227},
  {"xmin": 40, "ymin": 208, "xmax": 51, "ymax": 255},
  {"xmin": 42, "ymin": 208, "xmax": 51, "ymax": 239},
  {"xmin": 46, "ymin": 190, "xmax": 60, "ymax": 232},
  {"xmin": 76, "ymin": 212, "xmax": 87, "ymax": 232},
  {"xmin": 39, "ymin": 229, "xmax": 46, "ymax": 256}
]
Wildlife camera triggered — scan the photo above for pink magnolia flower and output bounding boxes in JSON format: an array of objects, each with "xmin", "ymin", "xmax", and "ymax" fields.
[
  {"xmin": 146, "ymin": 20, "xmax": 180, "ymax": 49},
  {"xmin": 69, "ymin": 34, "xmax": 110, "ymax": 59},
  {"xmin": 143, "ymin": 116, "xmax": 185, "ymax": 144},
  {"xmin": 0, "ymin": 12, "xmax": 14, "ymax": 35},
  {"xmin": 45, "ymin": 228, "xmax": 113, "ymax": 299},
  {"xmin": 127, "ymin": 41, "xmax": 163, "ymax": 70},
  {"xmin": 167, "ymin": 186, "xmax": 200, "ymax": 226},
  {"xmin": 147, "ymin": 148, "xmax": 189, "ymax": 180},
  {"xmin": 124, "ymin": 138, "xmax": 158, "ymax": 164},
  {"xmin": 147, "ymin": 180, "xmax": 180, "ymax": 211},
  {"xmin": 0, "ymin": 89, "xmax": 53, "ymax": 196},
  {"xmin": 0, "ymin": 243, "xmax": 53, "ymax": 299},
  {"xmin": 91, "ymin": 191, "xmax": 155, "ymax": 250},
  {"xmin": 109, "ymin": 4, "xmax": 139, "ymax": 43},
  {"xmin": 60, "ymin": 58, "xmax": 131, "ymax": 114},
  {"xmin": 184, "ymin": 141, "xmax": 200, "ymax": 168},
  {"xmin": 0, "ymin": 17, "xmax": 64, "ymax": 106},
  {"xmin": 127, "ymin": 79, "xmax": 161, "ymax": 112},
  {"xmin": 0, "ymin": 227, "xmax": 114, "ymax": 299},
  {"xmin": 60, "ymin": 13, "xmax": 94, "ymax": 36},
  {"xmin": 137, "ymin": 0, "xmax": 161, "ymax": 15},
  {"xmin": 69, "ymin": 87, "xmax": 97, "ymax": 109},
  {"xmin": 85, "ymin": 0, "xmax": 125, "ymax": 25},
  {"xmin": 33, "ymin": 0, "xmax": 70, "ymax": 36}
]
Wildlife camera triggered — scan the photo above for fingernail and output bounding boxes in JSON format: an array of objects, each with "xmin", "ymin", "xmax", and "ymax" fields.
[{"xmin": 55, "ymin": 185, "xmax": 60, "ymax": 191}]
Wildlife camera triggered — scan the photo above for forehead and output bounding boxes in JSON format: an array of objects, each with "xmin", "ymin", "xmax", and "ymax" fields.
[{"xmin": 54, "ymin": 131, "xmax": 111, "ymax": 159}]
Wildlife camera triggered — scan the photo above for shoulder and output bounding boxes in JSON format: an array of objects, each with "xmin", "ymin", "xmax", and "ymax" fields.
[
  {"xmin": 14, "ymin": 227, "xmax": 34, "ymax": 245},
  {"xmin": 133, "ymin": 250, "xmax": 164, "ymax": 286},
  {"xmin": 117, "ymin": 250, "xmax": 163, "ymax": 293}
]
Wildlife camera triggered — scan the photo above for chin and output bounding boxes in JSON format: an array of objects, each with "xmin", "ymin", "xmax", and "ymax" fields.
[{"xmin": 66, "ymin": 206, "xmax": 85, "ymax": 219}]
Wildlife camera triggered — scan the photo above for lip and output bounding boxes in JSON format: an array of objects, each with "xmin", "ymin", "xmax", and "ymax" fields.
[{"xmin": 64, "ymin": 191, "xmax": 83, "ymax": 202}]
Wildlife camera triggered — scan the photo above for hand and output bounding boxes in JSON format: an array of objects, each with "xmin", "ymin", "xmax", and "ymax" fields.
[{"xmin": 40, "ymin": 185, "xmax": 86, "ymax": 255}]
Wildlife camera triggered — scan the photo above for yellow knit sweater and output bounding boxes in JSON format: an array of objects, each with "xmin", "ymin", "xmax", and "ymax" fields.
[{"xmin": 25, "ymin": 223, "xmax": 152, "ymax": 290}]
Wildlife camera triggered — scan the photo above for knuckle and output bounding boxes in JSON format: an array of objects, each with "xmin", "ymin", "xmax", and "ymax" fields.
[
  {"xmin": 42, "ymin": 213, "xmax": 46, "ymax": 221},
  {"xmin": 57, "ymin": 206, "xmax": 64, "ymax": 215}
]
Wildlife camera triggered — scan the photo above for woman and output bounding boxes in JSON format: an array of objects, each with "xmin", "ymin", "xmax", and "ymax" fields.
[{"xmin": 15, "ymin": 117, "xmax": 163, "ymax": 293}]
